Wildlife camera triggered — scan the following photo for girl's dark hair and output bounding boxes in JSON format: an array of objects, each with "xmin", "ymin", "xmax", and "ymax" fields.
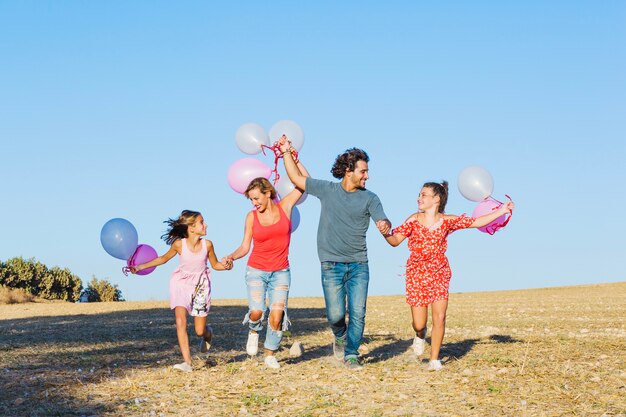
[
  {"xmin": 330, "ymin": 148, "xmax": 369, "ymax": 179},
  {"xmin": 244, "ymin": 177, "xmax": 277, "ymax": 200},
  {"xmin": 161, "ymin": 210, "xmax": 201, "ymax": 245},
  {"xmin": 423, "ymin": 181, "xmax": 449, "ymax": 213}
]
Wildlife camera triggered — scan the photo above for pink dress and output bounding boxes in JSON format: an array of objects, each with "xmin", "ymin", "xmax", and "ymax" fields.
[{"xmin": 169, "ymin": 238, "xmax": 211, "ymax": 317}]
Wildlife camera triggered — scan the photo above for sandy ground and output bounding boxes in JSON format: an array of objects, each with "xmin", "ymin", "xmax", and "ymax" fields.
[{"xmin": 1, "ymin": 282, "xmax": 624, "ymax": 416}]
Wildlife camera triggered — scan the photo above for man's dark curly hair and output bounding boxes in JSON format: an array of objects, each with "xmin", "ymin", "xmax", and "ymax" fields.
[{"xmin": 330, "ymin": 148, "xmax": 369, "ymax": 179}]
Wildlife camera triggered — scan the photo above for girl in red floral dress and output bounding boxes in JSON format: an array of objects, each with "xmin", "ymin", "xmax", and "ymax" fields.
[{"xmin": 385, "ymin": 181, "xmax": 513, "ymax": 371}]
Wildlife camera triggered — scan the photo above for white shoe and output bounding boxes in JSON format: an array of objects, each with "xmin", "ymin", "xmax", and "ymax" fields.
[
  {"xmin": 200, "ymin": 326, "xmax": 213, "ymax": 353},
  {"xmin": 246, "ymin": 332, "xmax": 259, "ymax": 356},
  {"xmin": 264, "ymin": 355, "xmax": 280, "ymax": 369},
  {"xmin": 412, "ymin": 335, "xmax": 426, "ymax": 356},
  {"xmin": 428, "ymin": 360, "xmax": 442, "ymax": 371},
  {"xmin": 173, "ymin": 362, "xmax": 193, "ymax": 373}
]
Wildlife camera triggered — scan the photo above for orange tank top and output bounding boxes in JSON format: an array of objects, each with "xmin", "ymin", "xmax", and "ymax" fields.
[{"xmin": 247, "ymin": 204, "xmax": 291, "ymax": 271}]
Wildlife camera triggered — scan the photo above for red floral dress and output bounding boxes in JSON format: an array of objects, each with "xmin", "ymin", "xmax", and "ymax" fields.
[{"xmin": 392, "ymin": 215, "xmax": 475, "ymax": 307}]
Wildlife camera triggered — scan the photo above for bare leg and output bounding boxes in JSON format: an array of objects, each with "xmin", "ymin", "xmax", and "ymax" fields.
[
  {"xmin": 248, "ymin": 310, "xmax": 263, "ymax": 335},
  {"xmin": 174, "ymin": 307, "xmax": 192, "ymax": 365},
  {"xmin": 265, "ymin": 309, "xmax": 285, "ymax": 357},
  {"xmin": 429, "ymin": 299, "xmax": 449, "ymax": 361},
  {"xmin": 410, "ymin": 305, "xmax": 428, "ymax": 339}
]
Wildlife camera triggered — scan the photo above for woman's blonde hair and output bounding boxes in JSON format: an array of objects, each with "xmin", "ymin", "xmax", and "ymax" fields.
[{"xmin": 244, "ymin": 177, "xmax": 277, "ymax": 200}]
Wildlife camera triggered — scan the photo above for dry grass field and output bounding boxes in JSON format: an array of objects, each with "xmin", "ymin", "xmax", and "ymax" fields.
[{"xmin": 1, "ymin": 282, "xmax": 624, "ymax": 417}]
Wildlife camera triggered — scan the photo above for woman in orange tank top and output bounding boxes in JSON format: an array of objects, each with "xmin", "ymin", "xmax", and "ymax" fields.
[{"xmin": 227, "ymin": 146, "xmax": 308, "ymax": 369}]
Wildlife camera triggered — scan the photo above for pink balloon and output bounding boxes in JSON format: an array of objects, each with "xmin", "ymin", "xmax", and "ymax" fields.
[
  {"xmin": 127, "ymin": 244, "xmax": 158, "ymax": 276},
  {"xmin": 227, "ymin": 158, "xmax": 272, "ymax": 194},
  {"xmin": 472, "ymin": 199, "xmax": 507, "ymax": 235}
]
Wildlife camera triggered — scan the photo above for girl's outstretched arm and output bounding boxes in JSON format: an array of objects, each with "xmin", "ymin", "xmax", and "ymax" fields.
[
  {"xmin": 384, "ymin": 213, "xmax": 417, "ymax": 247},
  {"xmin": 226, "ymin": 212, "xmax": 254, "ymax": 263},
  {"xmin": 470, "ymin": 201, "xmax": 515, "ymax": 228},
  {"xmin": 384, "ymin": 231, "xmax": 406, "ymax": 247},
  {"xmin": 206, "ymin": 240, "xmax": 231, "ymax": 270},
  {"xmin": 131, "ymin": 241, "xmax": 180, "ymax": 273}
]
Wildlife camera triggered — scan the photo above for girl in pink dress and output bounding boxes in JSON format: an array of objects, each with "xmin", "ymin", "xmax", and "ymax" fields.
[
  {"xmin": 130, "ymin": 210, "xmax": 232, "ymax": 372},
  {"xmin": 385, "ymin": 181, "xmax": 513, "ymax": 371}
]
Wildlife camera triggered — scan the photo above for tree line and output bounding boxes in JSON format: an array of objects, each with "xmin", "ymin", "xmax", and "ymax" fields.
[{"xmin": 0, "ymin": 257, "xmax": 123, "ymax": 302}]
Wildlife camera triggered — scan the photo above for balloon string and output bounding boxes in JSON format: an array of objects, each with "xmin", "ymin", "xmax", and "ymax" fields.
[
  {"xmin": 122, "ymin": 245, "xmax": 141, "ymax": 276},
  {"xmin": 484, "ymin": 194, "xmax": 514, "ymax": 235},
  {"xmin": 261, "ymin": 142, "xmax": 299, "ymax": 185}
]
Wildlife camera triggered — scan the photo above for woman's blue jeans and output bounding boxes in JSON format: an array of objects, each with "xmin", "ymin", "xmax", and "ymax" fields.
[
  {"xmin": 243, "ymin": 266, "xmax": 291, "ymax": 351},
  {"xmin": 320, "ymin": 261, "xmax": 369, "ymax": 358}
]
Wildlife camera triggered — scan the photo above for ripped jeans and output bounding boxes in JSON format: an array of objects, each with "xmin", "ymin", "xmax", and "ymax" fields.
[{"xmin": 243, "ymin": 266, "xmax": 291, "ymax": 351}]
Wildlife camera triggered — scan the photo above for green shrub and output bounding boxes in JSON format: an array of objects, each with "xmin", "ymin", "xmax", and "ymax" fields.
[
  {"xmin": 81, "ymin": 276, "xmax": 124, "ymax": 302},
  {"xmin": 0, "ymin": 257, "xmax": 83, "ymax": 302}
]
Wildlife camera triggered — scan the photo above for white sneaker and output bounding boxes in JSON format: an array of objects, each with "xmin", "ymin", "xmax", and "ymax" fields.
[
  {"xmin": 200, "ymin": 326, "xmax": 213, "ymax": 353},
  {"xmin": 428, "ymin": 359, "xmax": 442, "ymax": 371},
  {"xmin": 264, "ymin": 355, "xmax": 280, "ymax": 369},
  {"xmin": 246, "ymin": 332, "xmax": 259, "ymax": 356},
  {"xmin": 412, "ymin": 335, "xmax": 426, "ymax": 356},
  {"xmin": 173, "ymin": 362, "xmax": 193, "ymax": 373}
]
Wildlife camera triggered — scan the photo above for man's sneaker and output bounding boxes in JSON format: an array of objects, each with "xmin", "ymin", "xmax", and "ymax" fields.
[
  {"xmin": 412, "ymin": 335, "xmax": 426, "ymax": 356},
  {"xmin": 428, "ymin": 359, "xmax": 443, "ymax": 371},
  {"xmin": 264, "ymin": 355, "xmax": 280, "ymax": 369},
  {"xmin": 200, "ymin": 326, "xmax": 213, "ymax": 353},
  {"xmin": 246, "ymin": 332, "xmax": 259, "ymax": 356},
  {"xmin": 333, "ymin": 337, "xmax": 346, "ymax": 360},
  {"xmin": 344, "ymin": 356, "xmax": 363, "ymax": 371},
  {"xmin": 173, "ymin": 362, "xmax": 193, "ymax": 373}
]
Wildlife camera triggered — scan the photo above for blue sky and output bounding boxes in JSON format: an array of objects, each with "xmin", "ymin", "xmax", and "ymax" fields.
[{"xmin": 1, "ymin": 2, "xmax": 624, "ymax": 301}]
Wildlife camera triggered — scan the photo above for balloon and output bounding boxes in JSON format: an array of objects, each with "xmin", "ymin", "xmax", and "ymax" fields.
[
  {"xmin": 274, "ymin": 175, "xmax": 308, "ymax": 205},
  {"xmin": 227, "ymin": 158, "xmax": 272, "ymax": 194},
  {"xmin": 472, "ymin": 199, "xmax": 507, "ymax": 234},
  {"xmin": 458, "ymin": 166, "xmax": 494, "ymax": 202},
  {"xmin": 235, "ymin": 123, "xmax": 270, "ymax": 155},
  {"xmin": 100, "ymin": 218, "xmax": 138, "ymax": 260},
  {"xmin": 127, "ymin": 244, "xmax": 158, "ymax": 275},
  {"xmin": 269, "ymin": 120, "xmax": 304, "ymax": 151},
  {"xmin": 290, "ymin": 206, "xmax": 301, "ymax": 232}
]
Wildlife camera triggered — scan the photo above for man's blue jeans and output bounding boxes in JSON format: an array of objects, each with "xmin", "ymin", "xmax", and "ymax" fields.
[{"xmin": 320, "ymin": 261, "xmax": 369, "ymax": 358}]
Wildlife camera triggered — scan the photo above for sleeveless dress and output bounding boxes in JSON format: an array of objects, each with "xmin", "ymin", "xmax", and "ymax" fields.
[
  {"xmin": 392, "ymin": 215, "xmax": 475, "ymax": 307},
  {"xmin": 169, "ymin": 238, "xmax": 211, "ymax": 317}
]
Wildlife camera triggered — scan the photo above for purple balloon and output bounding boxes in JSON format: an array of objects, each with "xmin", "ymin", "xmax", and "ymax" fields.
[
  {"xmin": 127, "ymin": 244, "xmax": 158, "ymax": 276},
  {"xmin": 227, "ymin": 158, "xmax": 272, "ymax": 194},
  {"xmin": 472, "ymin": 199, "xmax": 507, "ymax": 234}
]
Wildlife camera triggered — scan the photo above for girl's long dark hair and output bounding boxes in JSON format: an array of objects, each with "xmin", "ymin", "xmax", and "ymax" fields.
[
  {"xmin": 423, "ymin": 181, "xmax": 449, "ymax": 213},
  {"xmin": 161, "ymin": 210, "xmax": 201, "ymax": 245}
]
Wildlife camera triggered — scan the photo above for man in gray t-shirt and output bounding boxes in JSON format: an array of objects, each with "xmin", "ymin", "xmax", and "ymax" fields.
[{"xmin": 279, "ymin": 139, "xmax": 391, "ymax": 370}]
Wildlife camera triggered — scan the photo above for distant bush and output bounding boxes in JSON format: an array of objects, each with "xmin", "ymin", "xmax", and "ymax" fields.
[
  {"xmin": 0, "ymin": 257, "xmax": 83, "ymax": 302},
  {"xmin": 0, "ymin": 286, "xmax": 36, "ymax": 304},
  {"xmin": 81, "ymin": 277, "xmax": 124, "ymax": 302}
]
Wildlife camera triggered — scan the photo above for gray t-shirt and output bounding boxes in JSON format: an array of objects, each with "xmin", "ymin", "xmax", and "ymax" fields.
[{"xmin": 306, "ymin": 177, "xmax": 388, "ymax": 263}]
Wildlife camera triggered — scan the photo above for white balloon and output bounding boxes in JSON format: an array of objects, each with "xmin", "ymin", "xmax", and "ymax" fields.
[
  {"xmin": 457, "ymin": 166, "xmax": 494, "ymax": 202},
  {"xmin": 274, "ymin": 175, "xmax": 308, "ymax": 205},
  {"xmin": 269, "ymin": 120, "xmax": 304, "ymax": 151},
  {"xmin": 235, "ymin": 123, "xmax": 270, "ymax": 155}
]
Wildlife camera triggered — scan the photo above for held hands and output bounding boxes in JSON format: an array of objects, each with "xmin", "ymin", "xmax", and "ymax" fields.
[
  {"xmin": 498, "ymin": 201, "xmax": 515, "ymax": 215},
  {"xmin": 376, "ymin": 219, "xmax": 392, "ymax": 236},
  {"xmin": 278, "ymin": 135, "xmax": 298, "ymax": 161},
  {"xmin": 220, "ymin": 257, "xmax": 234, "ymax": 270}
]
